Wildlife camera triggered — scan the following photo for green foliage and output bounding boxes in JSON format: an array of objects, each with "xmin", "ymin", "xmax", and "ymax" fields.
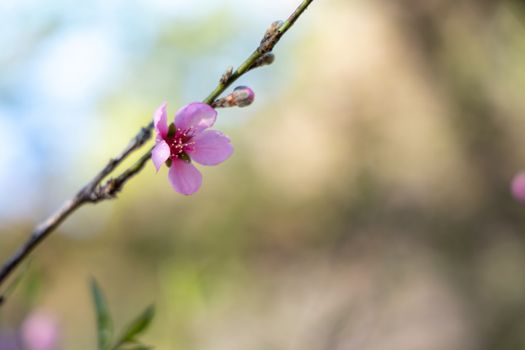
[
  {"xmin": 90, "ymin": 279, "xmax": 114, "ymax": 350},
  {"xmin": 90, "ymin": 279, "xmax": 155, "ymax": 350},
  {"xmin": 113, "ymin": 305, "xmax": 155, "ymax": 348}
]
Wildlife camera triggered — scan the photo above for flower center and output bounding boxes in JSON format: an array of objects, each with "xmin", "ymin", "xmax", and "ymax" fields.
[{"xmin": 168, "ymin": 127, "xmax": 196, "ymax": 159}]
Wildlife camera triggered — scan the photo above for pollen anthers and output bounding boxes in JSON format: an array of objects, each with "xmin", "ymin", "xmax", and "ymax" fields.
[{"xmin": 167, "ymin": 125, "xmax": 196, "ymax": 159}]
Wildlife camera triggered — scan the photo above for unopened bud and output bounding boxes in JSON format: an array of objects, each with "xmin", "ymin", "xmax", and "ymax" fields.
[
  {"xmin": 267, "ymin": 20, "xmax": 283, "ymax": 36},
  {"xmin": 259, "ymin": 20, "xmax": 283, "ymax": 53},
  {"xmin": 220, "ymin": 66, "xmax": 234, "ymax": 85},
  {"xmin": 212, "ymin": 86, "xmax": 255, "ymax": 108},
  {"xmin": 251, "ymin": 53, "xmax": 275, "ymax": 70},
  {"xmin": 233, "ymin": 86, "xmax": 255, "ymax": 107}
]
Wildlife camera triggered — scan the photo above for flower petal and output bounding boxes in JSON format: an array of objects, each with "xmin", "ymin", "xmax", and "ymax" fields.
[
  {"xmin": 174, "ymin": 102, "xmax": 217, "ymax": 133},
  {"xmin": 151, "ymin": 140, "xmax": 170, "ymax": 172},
  {"xmin": 168, "ymin": 159, "xmax": 202, "ymax": 195},
  {"xmin": 154, "ymin": 102, "xmax": 168, "ymax": 138},
  {"xmin": 189, "ymin": 130, "xmax": 233, "ymax": 166}
]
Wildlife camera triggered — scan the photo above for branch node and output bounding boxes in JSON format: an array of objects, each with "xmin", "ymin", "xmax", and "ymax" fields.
[
  {"xmin": 220, "ymin": 66, "xmax": 234, "ymax": 85},
  {"xmin": 250, "ymin": 52, "xmax": 275, "ymax": 71},
  {"xmin": 259, "ymin": 20, "xmax": 283, "ymax": 54}
]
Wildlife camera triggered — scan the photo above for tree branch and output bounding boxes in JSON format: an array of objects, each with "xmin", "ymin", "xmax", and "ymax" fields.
[{"xmin": 0, "ymin": 0, "xmax": 315, "ymax": 299}]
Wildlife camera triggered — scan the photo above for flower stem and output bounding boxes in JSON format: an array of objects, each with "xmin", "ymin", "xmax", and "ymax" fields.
[
  {"xmin": 0, "ymin": 0, "xmax": 315, "ymax": 300},
  {"xmin": 203, "ymin": 0, "xmax": 314, "ymax": 104}
]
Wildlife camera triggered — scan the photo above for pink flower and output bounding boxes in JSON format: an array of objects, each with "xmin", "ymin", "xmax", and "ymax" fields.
[
  {"xmin": 151, "ymin": 102, "xmax": 233, "ymax": 195},
  {"xmin": 21, "ymin": 312, "xmax": 59, "ymax": 350},
  {"xmin": 511, "ymin": 171, "xmax": 525, "ymax": 203}
]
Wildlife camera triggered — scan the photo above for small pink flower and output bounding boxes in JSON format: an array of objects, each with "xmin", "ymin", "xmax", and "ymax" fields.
[
  {"xmin": 152, "ymin": 102, "xmax": 233, "ymax": 195},
  {"xmin": 511, "ymin": 171, "xmax": 525, "ymax": 203},
  {"xmin": 21, "ymin": 312, "xmax": 59, "ymax": 350}
]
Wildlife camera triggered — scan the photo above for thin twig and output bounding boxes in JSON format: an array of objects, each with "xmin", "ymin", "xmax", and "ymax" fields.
[
  {"xmin": 83, "ymin": 126, "xmax": 153, "ymax": 199},
  {"xmin": 203, "ymin": 0, "xmax": 314, "ymax": 104},
  {"xmin": 0, "ymin": 0, "xmax": 314, "ymax": 299}
]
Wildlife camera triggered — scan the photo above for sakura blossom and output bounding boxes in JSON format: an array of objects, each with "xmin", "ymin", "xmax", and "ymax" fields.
[{"xmin": 152, "ymin": 102, "xmax": 233, "ymax": 195}]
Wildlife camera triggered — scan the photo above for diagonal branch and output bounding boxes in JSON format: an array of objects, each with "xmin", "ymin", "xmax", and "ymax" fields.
[{"xmin": 0, "ymin": 0, "xmax": 315, "ymax": 300}]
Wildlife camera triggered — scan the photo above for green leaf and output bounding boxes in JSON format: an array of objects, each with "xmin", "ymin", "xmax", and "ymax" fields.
[
  {"xmin": 114, "ymin": 305, "xmax": 155, "ymax": 348},
  {"xmin": 90, "ymin": 279, "xmax": 113, "ymax": 350}
]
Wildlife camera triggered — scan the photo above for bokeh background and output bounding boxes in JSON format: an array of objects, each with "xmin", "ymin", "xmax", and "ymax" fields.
[{"xmin": 2, "ymin": 0, "xmax": 525, "ymax": 349}]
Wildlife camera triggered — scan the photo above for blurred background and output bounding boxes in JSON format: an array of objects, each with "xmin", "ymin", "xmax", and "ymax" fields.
[{"xmin": 1, "ymin": 0, "xmax": 525, "ymax": 349}]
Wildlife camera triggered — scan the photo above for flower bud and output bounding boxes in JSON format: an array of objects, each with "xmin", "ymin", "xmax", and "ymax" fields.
[
  {"xmin": 250, "ymin": 53, "xmax": 275, "ymax": 70},
  {"xmin": 212, "ymin": 86, "xmax": 255, "ymax": 108},
  {"xmin": 232, "ymin": 86, "xmax": 255, "ymax": 107},
  {"xmin": 259, "ymin": 20, "xmax": 284, "ymax": 53},
  {"xmin": 220, "ymin": 66, "xmax": 234, "ymax": 85},
  {"xmin": 267, "ymin": 20, "xmax": 283, "ymax": 36}
]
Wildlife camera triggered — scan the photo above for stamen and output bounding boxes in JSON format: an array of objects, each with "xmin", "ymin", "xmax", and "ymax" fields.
[{"xmin": 168, "ymin": 127, "xmax": 196, "ymax": 158}]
